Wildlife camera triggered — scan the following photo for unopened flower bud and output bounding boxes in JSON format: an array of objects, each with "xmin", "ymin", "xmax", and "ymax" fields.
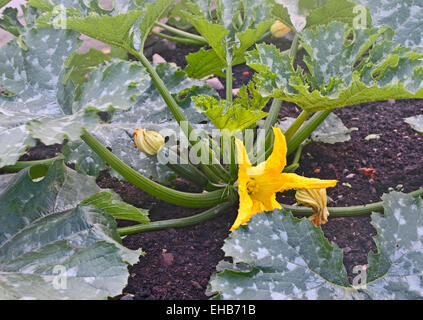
[
  {"xmin": 295, "ymin": 188, "xmax": 329, "ymax": 227},
  {"xmin": 270, "ymin": 20, "xmax": 291, "ymax": 38},
  {"xmin": 133, "ymin": 128, "xmax": 164, "ymax": 155}
]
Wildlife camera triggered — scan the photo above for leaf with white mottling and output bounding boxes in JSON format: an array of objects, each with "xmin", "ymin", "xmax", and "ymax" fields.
[
  {"xmin": 208, "ymin": 209, "xmax": 356, "ymax": 300},
  {"xmin": 0, "ymin": 27, "xmax": 81, "ymax": 167},
  {"xmin": 208, "ymin": 192, "xmax": 423, "ymax": 300},
  {"xmin": 354, "ymin": 0, "xmax": 423, "ymax": 48},
  {"xmin": 72, "ymin": 60, "xmax": 147, "ymax": 113},
  {"xmin": 64, "ymin": 63, "xmax": 215, "ymax": 183},
  {"xmin": 365, "ymin": 192, "xmax": 423, "ymax": 299},
  {"xmin": 0, "ymin": 160, "xmax": 142, "ymax": 300},
  {"xmin": 0, "ymin": 28, "xmax": 80, "ymax": 114},
  {"xmin": 0, "ymin": 26, "xmax": 150, "ymax": 168},
  {"xmin": 404, "ymin": 114, "xmax": 423, "ymax": 134},
  {"xmin": 248, "ymin": 22, "xmax": 423, "ymax": 112},
  {"xmin": 273, "ymin": 0, "xmax": 363, "ymax": 32},
  {"xmin": 278, "ymin": 113, "xmax": 358, "ymax": 144},
  {"xmin": 0, "ymin": 110, "xmax": 37, "ymax": 167}
]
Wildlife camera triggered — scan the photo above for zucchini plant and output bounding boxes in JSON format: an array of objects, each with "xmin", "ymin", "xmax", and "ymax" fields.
[{"xmin": 0, "ymin": 0, "xmax": 422, "ymax": 299}]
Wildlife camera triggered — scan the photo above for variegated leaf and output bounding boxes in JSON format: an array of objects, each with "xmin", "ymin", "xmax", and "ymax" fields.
[
  {"xmin": 248, "ymin": 22, "xmax": 423, "ymax": 112},
  {"xmin": 0, "ymin": 160, "xmax": 142, "ymax": 300},
  {"xmin": 208, "ymin": 192, "xmax": 423, "ymax": 300}
]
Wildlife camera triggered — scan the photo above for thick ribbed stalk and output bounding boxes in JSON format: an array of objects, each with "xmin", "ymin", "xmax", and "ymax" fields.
[
  {"xmin": 155, "ymin": 22, "xmax": 207, "ymax": 45},
  {"xmin": 289, "ymin": 33, "xmax": 300, "ymax": 60},
  {"xmin": 263, "ymin": 99, "xmax": 283, "ymax": 136},
  {"xmin": 118, "ymin": 201, "xmax": 234, "ymax": 235},
  {"xmin": 287, "ymin": 109, "xmax": 332, "ymax": 155},
  {"xmin": 284, "ymin": 188, "xmax": 423, "ymax": 217},
  {"xmin": 167, "ymin": 163, "xmax": 209, "ymax": 188},
  {"xmin": 1, "ymin": 154, "xmax": 64, "ymax": 172},
  {"xmin": 284, "ymin": 110, "xmax": 310, "ymax": 141},
  {"xmin": 80, "ymin": 129, "xmax": 228, "ymax": 208}
]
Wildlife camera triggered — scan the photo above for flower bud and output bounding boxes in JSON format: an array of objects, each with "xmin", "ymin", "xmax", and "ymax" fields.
[
  {"xmin": 133, "ymin": 128, "xmax": 164, "ymax": 156},
  {"xmin": 270, "ymin": 20, "xmax": 291, "ymax": 38},
  {"xmin": 295, "ymin": 188, "xmax": 329, "ymax": 227}
]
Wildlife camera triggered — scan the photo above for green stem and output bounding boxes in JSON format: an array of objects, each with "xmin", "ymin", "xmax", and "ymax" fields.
[
  {"xmin": 226, "ymin": 61, "xmax": 233, "ymax": 105},
  {"xmin": 284, "ymin": 110, "xmax": 310, "ymax": 141},
  {"xmin": 284, "ymin": 188, "xmax": 423, "ymax": 217},
  {"xmin": 229, "ymin": 136, "xmax": 237, "ymax": 180},
  {"xmin": 129, "ymin": 49, "xmax": 230, "ymax": 181},
  {"xmin": 118, "ymin": 201, "xmax": 234, "ymax": 235},
  {"xmin": 166, "ymin": 163, "xmax": 209, "ymax": 188},
  {"xmin": 1, "ymin": 154, "xmax": 64, "ymax": 172},
  {"xmin": 256, "ymin": 31, "xmax": 271, "ymax": 44},
  {"xmin": 263, "ymin": 98, "xmax": 283, "ymax": 136},
  {"xmin": 80, "ymin": 129, "xmax": 228, "ymax": 208},
  {"xmin": 289, "ymin": 32, "xmax": 300, "ymax": 60},
  {"xmin": 283, "ymin": 141, "xmax": 307, "ymax": 173},
  {"xmin": 287, "ymin": 109, "xmax": 332, "ymax": 156},
  {"xmin": 151, "ymin": 30, "xmax": 206, "ymax": 46},
  {"xmin": 155, "ymin": 22, "xmax": 207, "ymax": 45}
]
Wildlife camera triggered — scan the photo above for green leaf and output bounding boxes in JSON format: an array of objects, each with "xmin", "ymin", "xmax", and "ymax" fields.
[
  {"xmin": 248, "ymin": 22, "xmax": 423, "ymax": 112},
  {"xmin": 72, "ymin": 60, "xmax": 147, "ymax": 113},
  {"xmin": 33, "ymin": 0, "xmax": 173, "ymax": 51},
  {"xmin": 365, "ymin": 192, "xmax": 423, "ymax": 299},
  {"xmin": 272, "ymin": 0, "xmax": 364, "ymax": 32},
  {"xmin": 354, "ymin": 0, "xmax": 423, "ymax": 48},
  {"xmin": 208, "ymin": 192, "xmax": 423, "ymax": 299},
  {"xmin": 404, "ymin": 114, "xmax": 423, "ymax": 134},
  {"xmin": 0, "ymin": 27, "xmax": 148, "ymax": 168},
  {"xmin": 183, "ymin": 49, "xmax": 227, "ymax": 79},
  {"xmin": 0, "ymin": 7, "xmax": 25, "ymax": 36},
  {"xmin": 63, "ymin": 48, "xmax": 111, "ymax": 98},
  {"xmin": 179, "ymin": 0, "xmax": 273, "ymax": 78},
  {"xmin": 278, "ymin": 113, "xmax": 358, "ymax": 144},
  {"xmin": 62, "ymin": 10, "xmax": 144, "ymax": 50},
  {"xmin": 0, "ymin": 27, "xmax": 81, "ymax": 114},
  {"xmin": 81, "ymin": 191, "xmax": 149, "ymax": 224},
  {"xmin": 0, "ymin": 161, "xmax": 141, "ymax": 299},
  {"xmin": 0, "ymin": 0, "xmax": 12, "ymax": 10},
  {"xmin": 208, "ymin": 209, "xmax": 354, "ymax": 300},
  {"xmin": 134, "ymin": 0, "xmax": 174, "ymax": 50},
  {"xmin": 193, "ymin": 83, "xmax": 269, "ymax": 132},
  {"xmin": 27, "ymin": 0, "xmax": 136, "ymax": 16},
  {"xmin": 64, "ymin": 62, "xmax": 215, "ymax": 184},
  {"xmin": 305, "ymin": 0, "xmax": 368, "ymax": 29}
]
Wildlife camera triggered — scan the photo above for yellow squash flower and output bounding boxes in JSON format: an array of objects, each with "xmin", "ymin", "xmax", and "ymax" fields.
[
  {"xmin": 231, "ymin": 127, "xmax": 337, "ymax": 231},
  {"xmin": 295, "ymin": 188, "xmax": 330, "ymax": 227},
  {"xmin": 270, "ymin": 20, "xmax": 291, "ymax": 38},
  {"xmin": 133, "ymin": 128, "xmax": 165, "ymax": 156}
]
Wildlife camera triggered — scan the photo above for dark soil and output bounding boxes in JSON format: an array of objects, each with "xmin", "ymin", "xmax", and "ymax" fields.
[{"xmin": 2, "ymin": 36, "xmax": 422, "ymax": 299}]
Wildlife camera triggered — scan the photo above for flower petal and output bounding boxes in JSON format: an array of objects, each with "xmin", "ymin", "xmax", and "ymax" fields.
[
  {"xmin": 278, "ymin": 173, "xmax": 337, "ymax": 192},
  {"xmin": 265, "ymin": 127, "xmax": 287, "ymax": 172},
  {"xmin": 230, "ymin": 187, "xmax": 254, "ymax": 231},
  {"xmin": 253, "ymin": 127, "xmax": 287, "ymax": 175},
  {"xmin": 235, "ymin": 138, "xmax": 252, "ymax": 168}
]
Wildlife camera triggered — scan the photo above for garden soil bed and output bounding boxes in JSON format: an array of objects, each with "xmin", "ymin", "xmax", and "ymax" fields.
[{"xmin": 1, "ymin": 36, "xmax": 422, "ymax": 300}]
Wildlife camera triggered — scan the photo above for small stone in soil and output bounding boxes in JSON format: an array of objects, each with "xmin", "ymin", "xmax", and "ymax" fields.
[{"xmin": 160, "ymin": 252, "xmax": 174, "ymax": 267}]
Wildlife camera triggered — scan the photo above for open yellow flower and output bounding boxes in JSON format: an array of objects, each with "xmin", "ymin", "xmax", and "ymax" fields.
[{"xmin": 231, "ymin": 127, "xmax": 337, "ymax": 231}]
